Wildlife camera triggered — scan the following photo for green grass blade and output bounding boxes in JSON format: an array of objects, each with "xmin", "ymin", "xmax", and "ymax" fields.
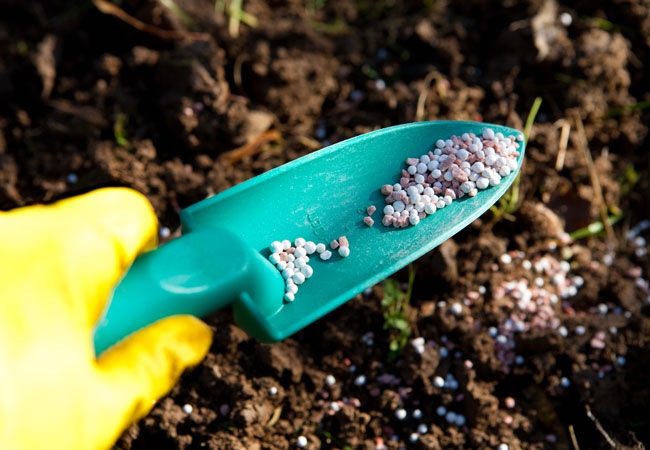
[
  {"xmin": 159, "ymin": 0, "xmax": 196, "ymax": 29},
  {"xmin": 214, "ymin": 0, "xmax": 226, "ymax": 13},
  {"xmin": 490, "ymin": 96, "xmax": 541, "ymax": 218},
  {"xmin": 523, "ymin": 96, "xmax": 543, "ymax": 141},
  {"xmin": 569, "ymin": 214, "xmax": 623, "ymax": 240}
]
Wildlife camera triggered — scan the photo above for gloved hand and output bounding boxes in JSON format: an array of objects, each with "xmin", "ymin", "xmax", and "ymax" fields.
[{"xmin": 0, "ymin": 188, "xmax": 212, "ymax": 450}]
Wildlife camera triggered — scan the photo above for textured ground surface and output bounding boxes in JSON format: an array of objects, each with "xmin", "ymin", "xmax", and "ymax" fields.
[{"xmin": 1, "ymin": 0, "xmax": 650, "ymax": 448}]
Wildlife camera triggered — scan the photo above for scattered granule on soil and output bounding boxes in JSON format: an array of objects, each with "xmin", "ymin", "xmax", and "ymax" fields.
[
  {"xmin": 462, "ymin": 248, "xmax": 633, "ymax": 380},
  {"xmin": 377, "ymin": 128, "xmax": 523, "ymax": 228},
  {"xmin": 479, "ymin": 251, "xmax": 585, "ymax": 372}
]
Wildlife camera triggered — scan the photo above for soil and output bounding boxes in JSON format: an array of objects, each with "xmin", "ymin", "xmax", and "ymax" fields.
[{"xmin": 2, "ymin": 0, "xmax": 650, "ymax": 448}]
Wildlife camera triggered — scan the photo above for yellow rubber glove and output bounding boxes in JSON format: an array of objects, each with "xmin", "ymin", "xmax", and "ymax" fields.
[{"xmin": 0, "ymin": 188, "xmax": 212, "ymax": 450}]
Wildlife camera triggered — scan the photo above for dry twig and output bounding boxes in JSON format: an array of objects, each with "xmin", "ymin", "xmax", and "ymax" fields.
[
  {"xmin": 233, "ymin": 53, "xmax": 249, "ymax": 88},
  {"xmin": 569, "ymin": 424, "xmax": 581, "ymax": 450},
  {"xmin": 93, "ymin": 0, "xmax": 210, "ymax": 41},
  {"xmin": 222, "ymin": 129, "xmax": 281, "ymax": 164},
  {"xmin": 585, "ymin": 404, "xmax": 616, "ymax": 448},
  {"xmin": 266, "ymin": 406, "xmax": 283, "ymax": 427},
  {"xmin": 415, "ymin": 71, "xmax": 447, "ymax": 121},
  {"xmin": 554, "ymin": 118, "xmax": 570, "ymax": 171},
  {"xmin": 573, "ymin": 112, "xmax": 617, "ymax": 248}
]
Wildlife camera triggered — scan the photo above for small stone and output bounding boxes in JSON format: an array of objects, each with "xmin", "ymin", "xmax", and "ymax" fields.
[
  {"xmin": 296, "ymin": 436, "xmax": 308, "ymax": 448},
  {"xmin": 182, "ymin": 404, "xmax": 193, "ymax": 414}
]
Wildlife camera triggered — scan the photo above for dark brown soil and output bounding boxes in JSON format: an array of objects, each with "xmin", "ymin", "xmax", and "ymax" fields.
[{"xmin": 2, "ymin": 0, "xmax": 650, "ymax": 448}]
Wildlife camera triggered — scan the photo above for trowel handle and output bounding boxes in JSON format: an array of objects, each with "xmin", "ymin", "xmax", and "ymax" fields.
[{"xmin": 92, "ymin": 228, "xmax": 283, "ymax": 355}]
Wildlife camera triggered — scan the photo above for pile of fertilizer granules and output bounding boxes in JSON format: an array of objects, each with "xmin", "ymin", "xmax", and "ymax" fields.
[
  {"xmin": 268, "ymin": 236, "xmax": 350, "ymax": 303},
  {"xmin": 362, "ymin": 128, "xmax": 523, "ymax": 228}
]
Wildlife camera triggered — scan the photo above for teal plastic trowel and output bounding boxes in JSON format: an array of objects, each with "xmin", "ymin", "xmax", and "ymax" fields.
[{"xmin": 93, "ymin": 121, "xmax": 526, "ymax": 355}]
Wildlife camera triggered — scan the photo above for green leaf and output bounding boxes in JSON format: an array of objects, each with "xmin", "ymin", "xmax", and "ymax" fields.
[{"xmin": 392, "ymin": 318, "xmax": 408, "ymax": 330}]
